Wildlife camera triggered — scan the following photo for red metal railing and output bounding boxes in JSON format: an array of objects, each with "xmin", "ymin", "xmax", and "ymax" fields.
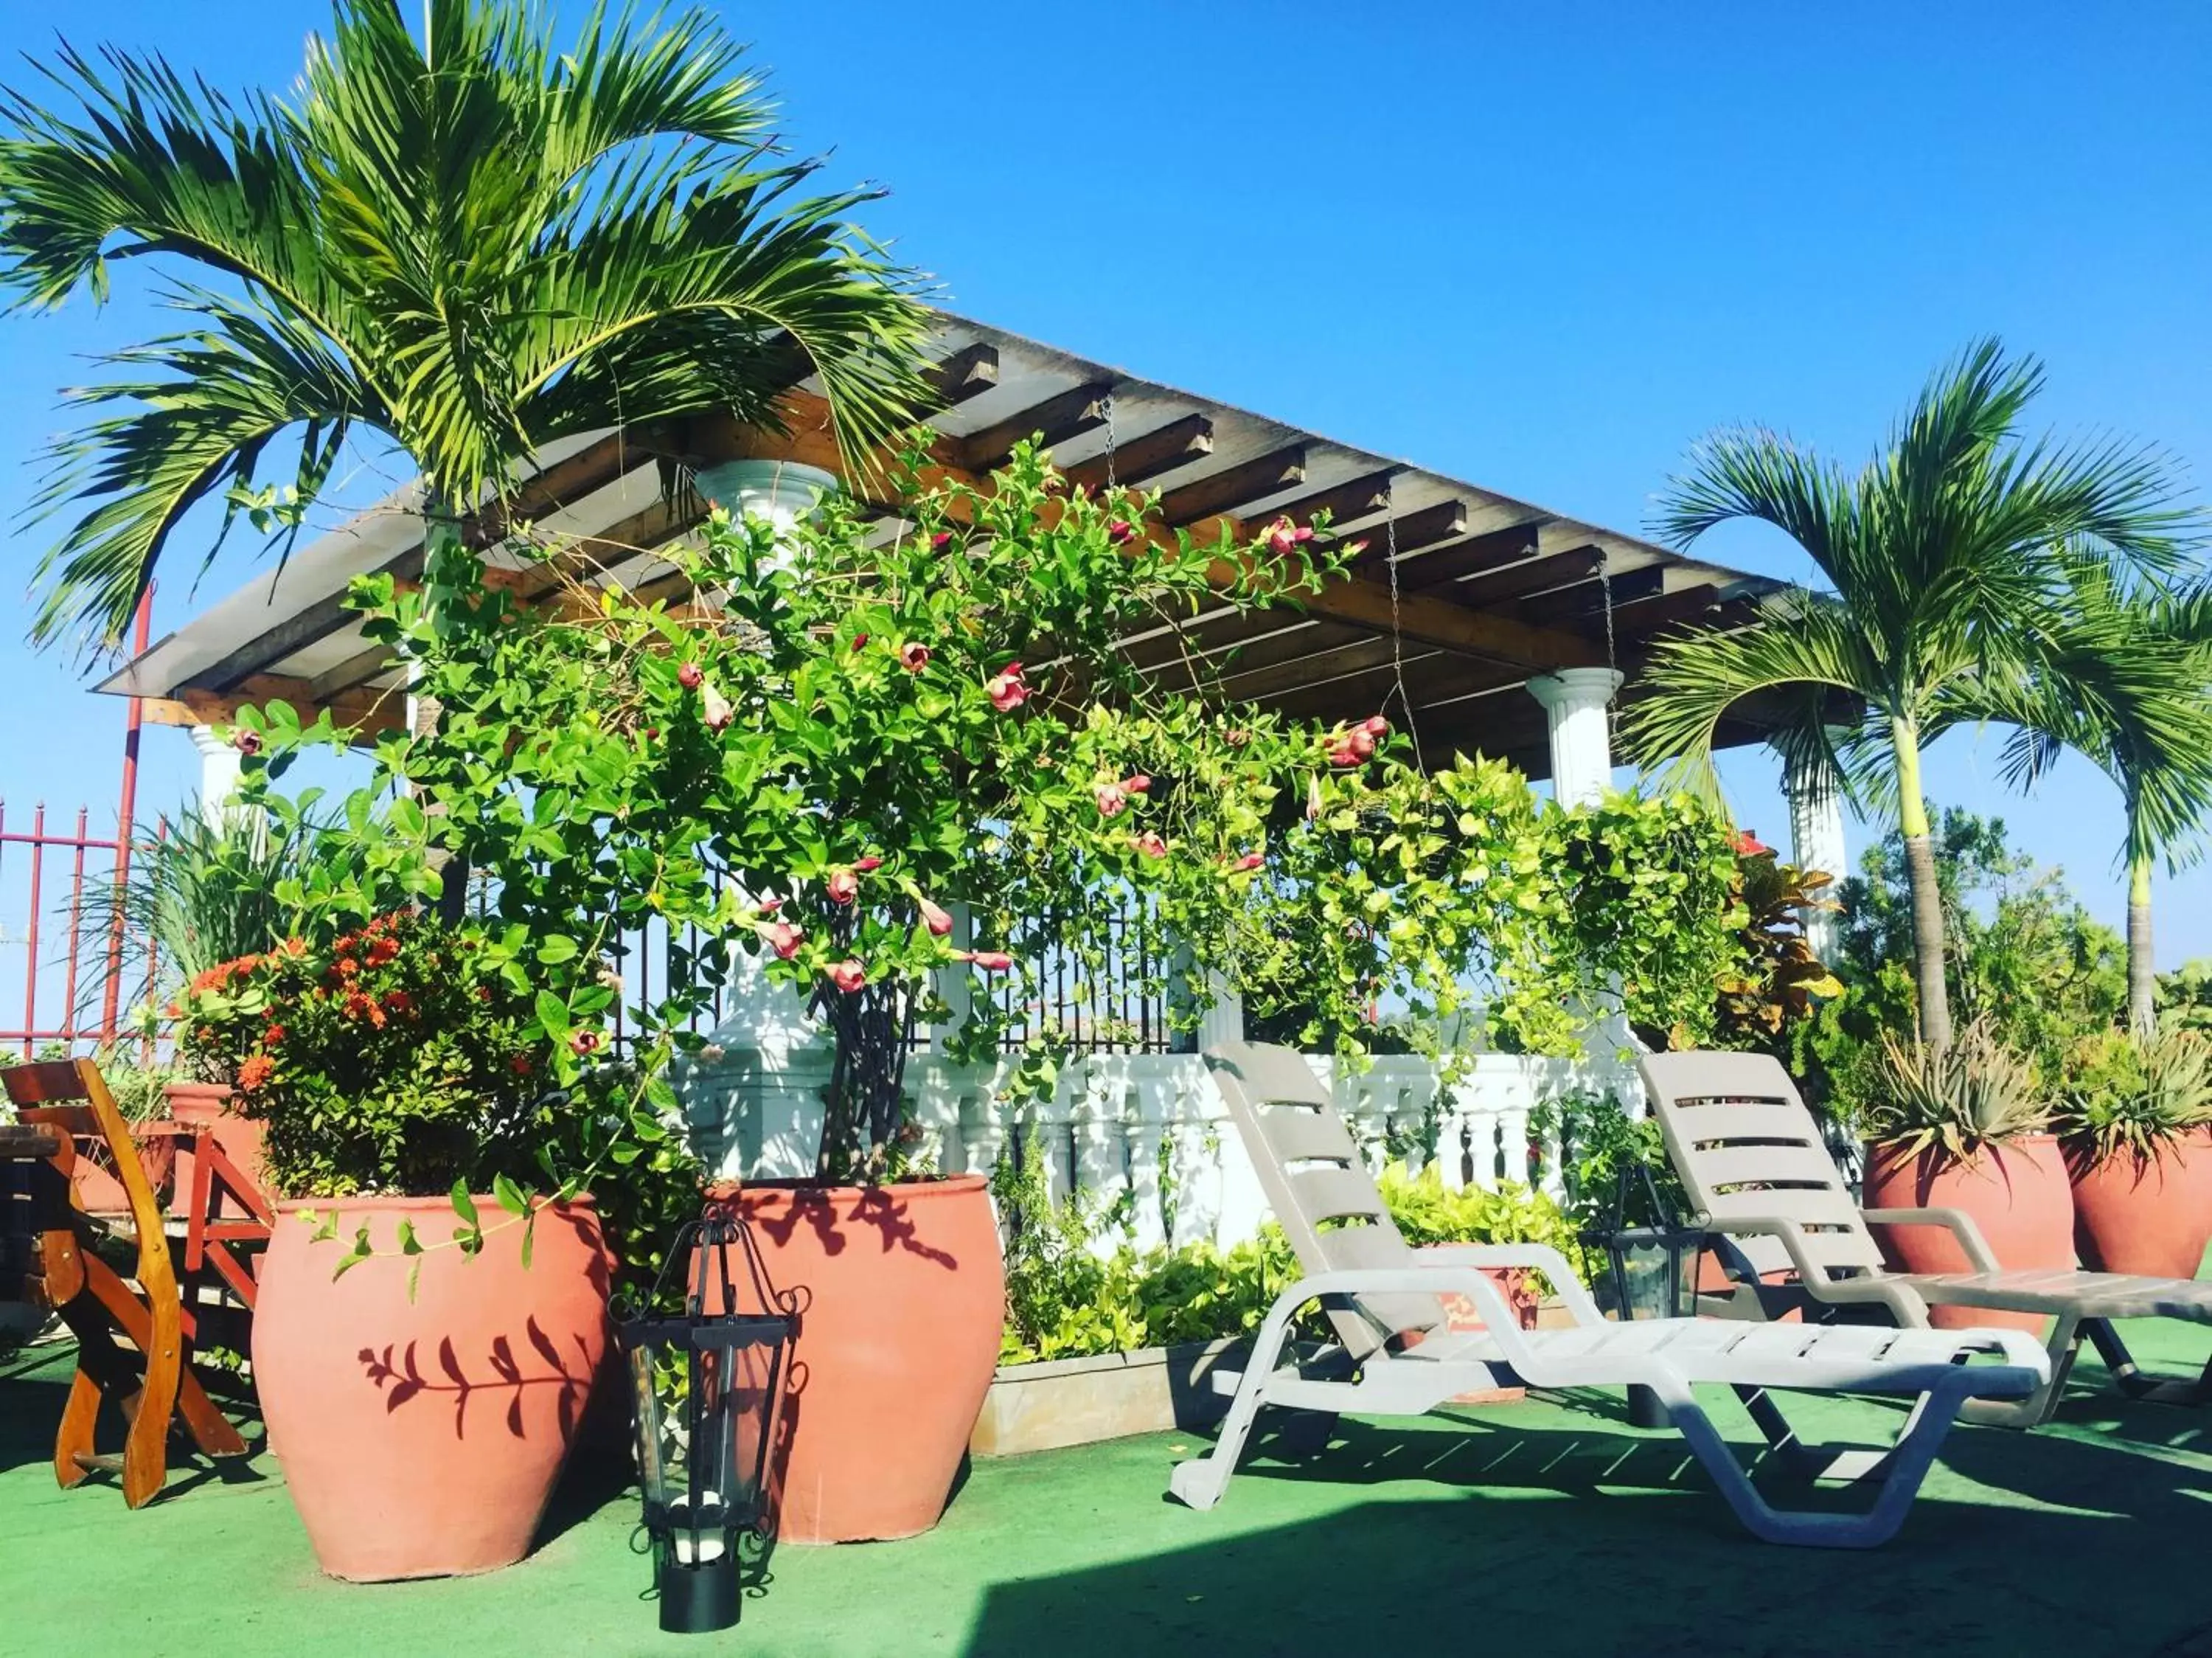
[{"xmin": 0, "ymin": 802, "xmax": 151, "ymax": 1055}]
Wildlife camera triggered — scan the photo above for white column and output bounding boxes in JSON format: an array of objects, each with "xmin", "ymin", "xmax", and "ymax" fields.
[
  {"xmin": 189, "ymin": 725, "xmax": 243, "ymax": 826},
  {"xmin": 1785, "ymin": 746, "xmax": 1850, "ymax": 962},
  {"xmin": 1525, "ymin": 667, "xmax": 1624, "ymax": 808}
]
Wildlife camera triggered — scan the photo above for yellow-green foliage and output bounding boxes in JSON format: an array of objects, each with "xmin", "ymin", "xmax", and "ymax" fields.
[{"xmin": 998, "ymin": 1159, "xmax": 1587, "ymax": 1365}]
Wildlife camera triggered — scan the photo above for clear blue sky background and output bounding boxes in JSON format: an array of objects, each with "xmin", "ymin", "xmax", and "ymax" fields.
[{"xmin": 0, "ymin": 2, "xmax": 2206, "ymax": 963}]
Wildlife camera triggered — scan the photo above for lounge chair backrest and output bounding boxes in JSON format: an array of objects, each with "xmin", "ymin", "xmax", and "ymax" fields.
[
  {"xmin": 1204, "ymin": 1041, "xmax": 1443, "ymax": 1359},
  {"xmin": 1638, "ymin": 1050, "xmax": 1886, "ymax": 1283}
]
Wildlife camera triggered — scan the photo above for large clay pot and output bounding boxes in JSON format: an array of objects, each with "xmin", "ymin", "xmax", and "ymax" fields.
[
  {"xmin": 1862, "ymin": 1134, "xmax": 2073, "ymax": 1332},
  {"xmin": 252, "ymin": 1193, "xmax": 613, "ymax": 1581},
  {"xmin": 2067, "ymin": 1126, "xmax": 2212, "ymax": 1280},
  {"xmin": 164, "ymin": 1081, "xmax": 268, "ymax": 1215},
  {"xmin": 66, "ymin": 1123, "xmax": 175, "ymax": 1215},
  {"xmin": 732, "ymin": 1175, "xmax": 1003, "ymax": 1544}
]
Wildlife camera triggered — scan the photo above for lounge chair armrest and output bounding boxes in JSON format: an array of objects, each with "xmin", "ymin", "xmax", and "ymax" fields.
[
  {"xmin": 1268, "ymin": 1267, "xmax": 1545, "ymax": 1362},
  {"xmin": 1860, "ymin": 1207, "xmax": 2000, "ymax": 1273},
  {"xmin": 1697, "ymin": 1213, "xmax": 1833, "ymax": 1285},
  {"xmin": 1413, "ymin": 1244, "xmax": 1604, "ymax": 1326}
]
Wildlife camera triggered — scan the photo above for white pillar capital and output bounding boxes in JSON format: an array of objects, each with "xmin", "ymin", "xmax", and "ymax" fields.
[
  {"xmin": 694, "ymin": 459, "xmax": 840, "ymax": 534},
  {"xmin": 1526, "ymin": 668, "xmax": 1624, "ymax": 808},
  {"xmin": 189, "ymin": 724, "xmax": 243, "ymax": 826}
]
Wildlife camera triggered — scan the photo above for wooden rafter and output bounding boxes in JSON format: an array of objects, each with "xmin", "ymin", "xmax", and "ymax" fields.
[
  {"xmin": 1396, "ymin": 522, "xmax": 1545, "ymax": 590},
  {"xmin": 1444, "ymin": 546, "xmax": 1602, "ymax": 608},
  {"xmin": 1157, "ymin": 446, "xmax": 1307, "ymax": 527},
  {"xmin": 1260, "ymin": 469, "xmax": 1399, "ymax": 533},
  {"xmin": 942, "ymin": 380, "xmax": 1113, "ymax": 472},
  {"xmin": 1062, "ymin": 414, "xmax": 1214, "ymax": 494},
  {"xmin": 1339, "ymin": 499, "xmax": 1469, "ymax": 569},
  {"xmin": 1514, "ymin": 563, "xmax": 1663, "ymax": 625},
  {"xmin": 927, "ymin": 341, "xmax": 1000, "ymax": 408}
]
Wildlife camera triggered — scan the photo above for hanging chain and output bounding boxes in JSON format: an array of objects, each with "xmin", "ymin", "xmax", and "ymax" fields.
[
  {"xmin": 1383, "ymin": 479, "xmax": 1423, "ymax": 766},
  {"xmin": 1098, "ymin": 391, "xmax": 1117, "ymax": 499},
  {"xmin": 1597, "ymin": 550, "xmax": 1619, "ymax": 705}
]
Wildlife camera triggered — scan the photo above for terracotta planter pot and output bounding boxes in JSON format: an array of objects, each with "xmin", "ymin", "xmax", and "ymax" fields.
[
  {"xmin": 730, "ymin": 1175, "xmax": 1003, "ymax": 1544},
  {"xmin": 252, "ymin": 1193, "xmax": 613, "ymax": 1581},
  {"xmin": 1429, "ymin": 1259, "xmax": 1539, "ymax": 1404},
  {"xmin": 68, "ymin": 1124, "xmax": 175, "ymax": 1215},
  {"xmin": 1862, "ymin": 1134, "xmax": 2073, "ymax": 1332},
  {"xmin": 2067, "ymin": 1126, "xmax": 2212, "ymax": 1280},
  {"xmin": 164, "ymin": 1081, "xmax": 267, "ymax": 1215}
]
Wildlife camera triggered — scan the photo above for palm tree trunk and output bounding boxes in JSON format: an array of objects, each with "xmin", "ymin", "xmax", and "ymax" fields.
[
  {"xmin": 2127, "ymin": 849, "xmax": 2156, "ymax": 1040},
  {"xmin": 1893, "ymin": 718, "xmax": 1953, "ymax": 1054}
]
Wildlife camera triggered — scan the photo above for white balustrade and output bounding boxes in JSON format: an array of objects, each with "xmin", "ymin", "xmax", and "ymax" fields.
[{"xmin": 675, "ymin": 1040, "xmax": 1644, "ymax": 1252}]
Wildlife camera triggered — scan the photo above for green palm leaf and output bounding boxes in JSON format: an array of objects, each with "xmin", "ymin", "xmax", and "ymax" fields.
[{"xmin": 0, "ymin": 0, "xmax": 933, "ymax": 651}]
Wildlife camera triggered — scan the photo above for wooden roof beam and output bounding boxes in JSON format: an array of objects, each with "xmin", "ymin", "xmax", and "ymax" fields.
[
  {"xmin": 1062, "ymin": 414, "xmax": 1214, "ymax": 495},
  {"xmin": 1443, "ymin": 546, "xmax": 1602, "ymax": 608},
  {"xmin": 1157, "ymin": 445, "xmax": 1307, "ymax": 527},
  {"xmin": 927, "ymin": 341, "xmax": 1000, "ymax": 409},
  {"xmin": 1259, "ymin": 468, "xmax": 1400, "ymax": 533},
  {"xmin": 942, "ymin": 380, "xmax": 1113, "ymax": 472},
  {"xmin": 1339, "ymin": 499, "xmax": 1468, "ymax": 569},
  {"xmin": 1396, "ymin": 521, "xmax": 1546, "ymax": 590}
]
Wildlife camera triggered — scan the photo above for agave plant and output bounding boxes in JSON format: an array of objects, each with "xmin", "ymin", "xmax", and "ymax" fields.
[
  {"xmin": 1863, "ymin": 1016, "xmax": 2048, "ymax": 1161},
  {"xmin": 2056, "ymin": 1027, "xmax": 2212, "ymax": 1168}
]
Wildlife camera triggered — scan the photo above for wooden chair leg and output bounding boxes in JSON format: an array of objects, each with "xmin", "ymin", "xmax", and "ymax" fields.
[{"xmin": 55, "ymin": 1367, "xmax": 100, "ymax": 1491}]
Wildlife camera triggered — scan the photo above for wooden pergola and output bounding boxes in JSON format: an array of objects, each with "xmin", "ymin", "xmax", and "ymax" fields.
[{"xmin": 97, "ymin": 312, "xmax": 1801, "ymax": 785}]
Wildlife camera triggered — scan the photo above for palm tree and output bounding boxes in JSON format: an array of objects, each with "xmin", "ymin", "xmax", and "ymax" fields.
[
  {"xmin": 1981, "ymin": 565, "xmax": 2212, "ymax": 1037},
  {"xmin": 0, "ymin": 0, "xmax": 934, "ymax": 653},
  {"xmin": 1623, "ymin": 341, "xmax": 2195, "ymax": 1054}
]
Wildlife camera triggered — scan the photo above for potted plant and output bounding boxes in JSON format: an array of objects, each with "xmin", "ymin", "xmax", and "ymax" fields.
[
  {"xmin": 244, "ymin": 437, "xmax": 1750, "ymax": 1544},
  {"xmin": 1860, "ymin": 1017, "xmax": 2069, "ymax": 1331},
  {"xmin": 249, "ymin": 445, "xmax": 1420, "ymax": 1544},
  {"xmin": 171, "ymin": 907, "xmax": 671, "ymax": 1581},
  {"xmin": 2057, "ymin": 1027, "xmax": 2212, "ymax": 1279}
]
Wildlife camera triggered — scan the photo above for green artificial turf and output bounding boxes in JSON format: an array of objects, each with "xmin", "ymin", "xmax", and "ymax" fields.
[{"xmin": 6, "ymin": 1322, "xmax": 2212, "ymax": 1658}]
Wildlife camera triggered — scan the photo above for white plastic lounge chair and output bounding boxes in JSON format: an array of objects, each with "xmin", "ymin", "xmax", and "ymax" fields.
[
  {"xmin": 1640, "ymin": 1049, "xmax": 2212, "ymax": 1428},
  {"xmin": 1169, "ymin": 1042, "xmax": 2047, "ymax": 1549}
]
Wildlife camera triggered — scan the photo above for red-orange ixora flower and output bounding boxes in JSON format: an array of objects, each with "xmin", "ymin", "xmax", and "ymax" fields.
[
  {"xmin": 236, "ymin": 1054, "xmax": 274, "ymax": 1092},
  {"xmin": 262, "ymin": 1022, "xmax": 287, "ymax": 1045},
  {"xmin": 509, "ymin": 1054, "xmax": 533, "ymax": 1076},
  {"xmin": 383, "ymin": 990, "xmax": 414, "ymax": 1016},
  {"xmin": 1733, "ymin": 828, "xmax": 1773, "ymax": 857}
]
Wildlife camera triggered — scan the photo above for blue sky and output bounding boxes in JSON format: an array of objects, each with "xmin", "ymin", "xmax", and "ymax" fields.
[{"xmin": 0, "ymin": 2, "xmax": 2207, "ymax": 962}]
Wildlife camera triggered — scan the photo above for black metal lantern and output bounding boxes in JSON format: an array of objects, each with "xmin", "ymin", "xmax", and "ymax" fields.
[
  {"xmin": 1579, "ymin": 1159, "xmax": 1707, "ymax": 1429},
  {"xmin": 621, "ymin": 1189, "xmax": 794, "ymax": 1635}
]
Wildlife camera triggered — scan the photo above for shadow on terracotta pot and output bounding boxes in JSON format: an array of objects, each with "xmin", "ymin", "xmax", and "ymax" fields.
[{"xmin": 355, "ymin": 1314, "xmax": 602, "ymax": 1443}]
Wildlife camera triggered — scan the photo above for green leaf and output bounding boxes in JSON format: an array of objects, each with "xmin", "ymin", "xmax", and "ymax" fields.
[
  {"xmin": 535, "ymin": 934, "xmax": 580, "ymax": 966},
  {"xmin": 397, "ymin": 1218, "xmax": 422, "ymax": 1256},
  {"xmin": 451, "ymin": 1181, "xmax": 480, "ymax": 1229},
  {"xmin": 520, "ymin": 1213, "xmax": 536, "ymax": 1272},
  {"xmin": 493, "ymin": 1173, "xmax": 529, "ymax": 1217}
]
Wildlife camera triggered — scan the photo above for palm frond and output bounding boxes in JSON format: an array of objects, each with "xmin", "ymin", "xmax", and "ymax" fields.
[
  {"xmin": 28, "ymin": 287, "xmax": 381, "ymax": 650},
  {"xmin": 1621, "ymin": 602, "xmax": 1874, "ymax": 803}
]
